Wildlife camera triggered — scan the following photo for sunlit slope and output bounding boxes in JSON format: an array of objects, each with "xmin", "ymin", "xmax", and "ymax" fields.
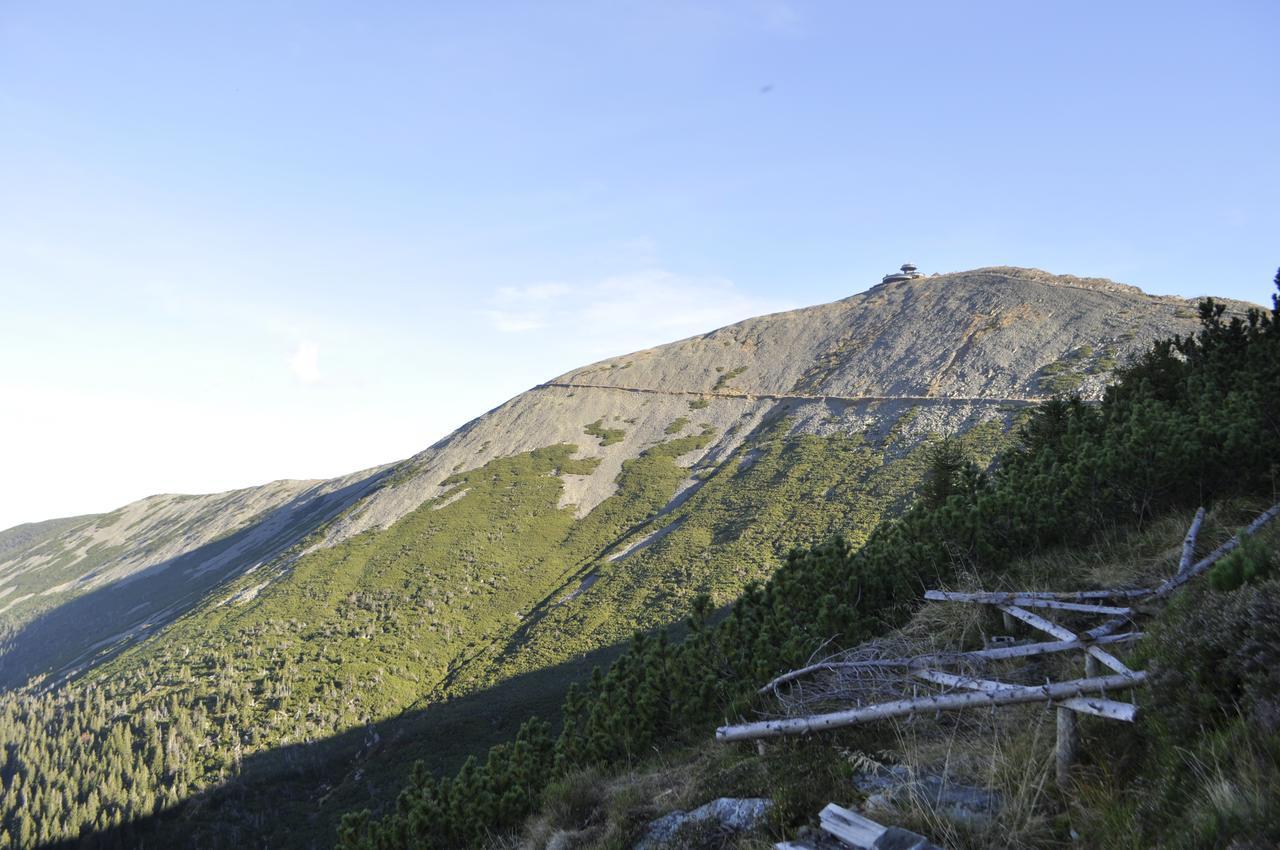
[
  {"xmin": 3, "ymin": 267, "xmax": 1234, "ymax": 700},
  {"xmin": 79, "ymin": 270, "xmax": 1235, "ymax": 746},
  {"xmin": 0, "ymin": 468, "xmax": 392, "ymax": 687}
]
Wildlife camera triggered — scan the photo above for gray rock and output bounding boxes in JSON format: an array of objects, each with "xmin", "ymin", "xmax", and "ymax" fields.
[
  {"xmin": 872, "ymin": 826, "xmax": 945, "ymax": 850},
  {"xmin": 855, "ymin": 765, "xmax": 1001, "ymax": 825},
  {"xmin": 633, "ymin": 796, "xmax": 772, "ymax": 850}
]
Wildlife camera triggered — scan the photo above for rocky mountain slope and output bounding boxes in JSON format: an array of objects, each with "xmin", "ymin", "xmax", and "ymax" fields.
[
  {"xmin": 0, "ymin": 267, "xmax": 1235, "ymax": 695},
  {"xmin": 0, "ymin": 265, "xmax": 1258, "ymax": 849}
]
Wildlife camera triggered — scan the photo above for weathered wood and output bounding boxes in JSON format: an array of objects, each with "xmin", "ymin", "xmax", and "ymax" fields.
[
  {"xmin": 925, "ymin": 589, "xmax": 1134, "ymax": 614},
  {"xmin": 756, "ymin": 633, "xmax": 1144, "ymax": 694},
  {"xmin": 998, "ymin": 605, "xmax": 1132, "ymax": 674},
  {"xmin": 1056, "ymin": 706, "xmax": 1078, "ymax": 788},
  {"xmin": 926, "ymin": 588, "xmax": 1150, "ymax": 601},
  {"xmin": 962, "ymin": 632, "xmax": 1142, "ymax": 663},
  {"xmin": 819, "ymin": 802, "xmax": 885, "ymax": 848},
  {"xmin": 1178, "ymin": 506, "xmax": 1206, "ymax": 576},
  {"xmin": 1056, "ymin": 694, "xmax": 1136, "ymax": 721},
  {"xmin": 717, "ymin": 672, "xmax": 1146, "ymax": 741},
  {"xmin": 913, "ymin": 669, "xmax": 1136, "ymax": 720}
]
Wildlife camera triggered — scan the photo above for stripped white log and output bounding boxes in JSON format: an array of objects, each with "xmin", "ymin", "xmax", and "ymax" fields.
[
  {"xmin": 756, "ymin": 633, "xmax": 1144, "ymax": 694},
  {"xmin": 965, "ymin": 632, "xmax": 1142, "ymax": 662},
  {"xmin": 999, "ymin": 605, "xmax": 1132, "ymax": 674},
  {"xmin": 1057, "ymin": 694, "xmax": 1137, "ymax": 721},
  {"xmin": 912, "ymin": 669, "xmax": 1136, "ymax": 721},
  {"xmin": 912, "ymin": 668, "xmax": 1016, "ymax": 692},
  {"xmin": 929, "ymin": 588, "xmax": 1151, "ymax": 600},
  {"xmin": 819, "ymin": 802, "xmax": 885, "ymax": 849},
  {"xmin": 717, "ymin": 672, "xmax": 1146, "ymax": 741},
  {"xmin": 1178, "ymin": 507, "xmax": 1206, "ymax": 576},
  {"xmin": 925, "ymin": 590, "xmax": 1132, "ymax": 615}
]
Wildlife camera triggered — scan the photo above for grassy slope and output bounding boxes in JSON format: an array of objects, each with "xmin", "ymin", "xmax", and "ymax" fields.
[{"xmin": 60, "ymin": 415, "xmax": 1014, "ymax": 848}]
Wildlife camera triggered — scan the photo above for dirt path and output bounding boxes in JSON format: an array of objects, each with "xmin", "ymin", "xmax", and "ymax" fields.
[{"xmin": 539, "ymin": 381, "xmax": 1045, "ymax": 406}]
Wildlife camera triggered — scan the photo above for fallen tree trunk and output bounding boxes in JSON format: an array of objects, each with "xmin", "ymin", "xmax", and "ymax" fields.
[
  {"xmin": 924, "ymin": 590, "xmax": 1132, "ymax": 615},
  {"xmin": 998, "ymin": 604, "xmax": 1132, "ymax": 674},
  {"xmin": 911, "ymin": 669, "xmax": 1137, "ymax": 721},
  {"xmin": 1178, "ymin": 506, "xmax": 1206, "ymax": 575},
  {"xmin": 756, "ymin": 633, "xmax": 1143, "ymax": 694},
  {"xmin": 718, "ymin": 672, "xmax": 1146, "ymax": 742}
]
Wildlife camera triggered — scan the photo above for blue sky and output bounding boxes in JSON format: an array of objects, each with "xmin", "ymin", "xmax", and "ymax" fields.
[{"xmin": 1, "ymin": 0, "xmax": 1277, "ymax": 529}]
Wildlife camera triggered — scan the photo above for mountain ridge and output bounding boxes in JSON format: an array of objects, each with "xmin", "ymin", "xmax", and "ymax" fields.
[
  {"xmin": 1, "ymin": 267, "xmax": 1252, "ymax": 694},
  {"xmin": 0, "ymin": 264, "xmax": 1265, "ymax": 849}
]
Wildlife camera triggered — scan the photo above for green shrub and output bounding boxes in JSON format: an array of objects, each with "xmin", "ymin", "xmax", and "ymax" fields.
[
  {"xmin": 1094, "ymin": 579, "xmax": 1280, "ymax": 848},
  {"xmin": 1209, "ymin": 534, "xmax": 1276, "ymax": 591},
  {"xmin": 664, "ymin": 417, "xmax": 690, "ymax": 435},
  {"xmin": 585, "ymin": 419, "xmax": 626, "ymax": 447}
]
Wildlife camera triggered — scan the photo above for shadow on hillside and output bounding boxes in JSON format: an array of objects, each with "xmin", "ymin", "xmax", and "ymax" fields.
[
  {"xmin": 34, "ymin": 640, "xmax": 626, "ymax": 850},
  {"xmin": 0, "ymin": 468, "xmax": 393, "ymax": 690}
]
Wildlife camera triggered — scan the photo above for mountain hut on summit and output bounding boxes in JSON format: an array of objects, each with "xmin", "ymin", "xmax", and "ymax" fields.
[{"xmin": 881, "ymin": 262, "xmax": 925, "ymax": 284}]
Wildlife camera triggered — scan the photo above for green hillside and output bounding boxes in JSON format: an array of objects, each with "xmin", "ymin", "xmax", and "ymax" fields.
[
  {"xmin": 0, "ymin": 402, "xmax": 1016, "ymax": 848},
  {"xmin": 1, "ymin": 271, "xmax": 1273, "ymax": 850},
  {"xmin": 331, "ymin": 276, "xmax": 1280, "ymax": 850}
]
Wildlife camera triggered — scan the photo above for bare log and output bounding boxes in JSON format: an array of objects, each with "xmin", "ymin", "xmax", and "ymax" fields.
[
  {"xmin": 1056, "ymin": 706, "xmax": 1078, "ymax": 788},
  {"xmin": 960, "ymin": 632, "xmax": 1143, "ymax": 663},
  {"xmin": 818, "ymin": 803, "xmax": 886, "ymax": 848},
  {"xmin": 925, "ymin": 590, "xmax": 1132, "ymax": 615},
  {"xmin": 912, "ymin": 669, "xmax": 1136, "ymax": 720},
  {"xmin": 1057, "ymin": 694, "xmax": 1137, "ymax": 721},
  {"xmin": 756, "ymin": 633, "xmax": 1144, "ymax": 695},
  {"xmin": 1178, "ymin": 506, "xmax": 1206, "ymax": 576},
  {"xmin": 998, "ymin": 605, "xmax": 1132, "ymax": 674},
  {"xmin": 929, "ymin": 588, "xmax": 1150, "ymax": 601},
  {"xmin": 717, "ymin": 672, "xmax": 1146, "ymax": 742},
  {"xmin": 911, "ymin": 669, "xmax": 1015, "ymax": 694}
]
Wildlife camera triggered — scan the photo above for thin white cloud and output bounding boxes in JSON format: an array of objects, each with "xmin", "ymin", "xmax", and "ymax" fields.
[
  {"xmin": 289, "ymin": 341, "xmax": 320, "ymax": 384},
  {"xmin": 486, "ymin": 282, "xmax": 575, "ymax": 332},
  {"xmin": 483, "ymin": 269, "xmax": 792, "ymax": 354},
  {"xmin": 485, "ymin": 311, "xmax": 547, "ymax": 332},
  {"xmin": 495, "ymin": 282, "xmax": 572, "ymax": 302}
]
